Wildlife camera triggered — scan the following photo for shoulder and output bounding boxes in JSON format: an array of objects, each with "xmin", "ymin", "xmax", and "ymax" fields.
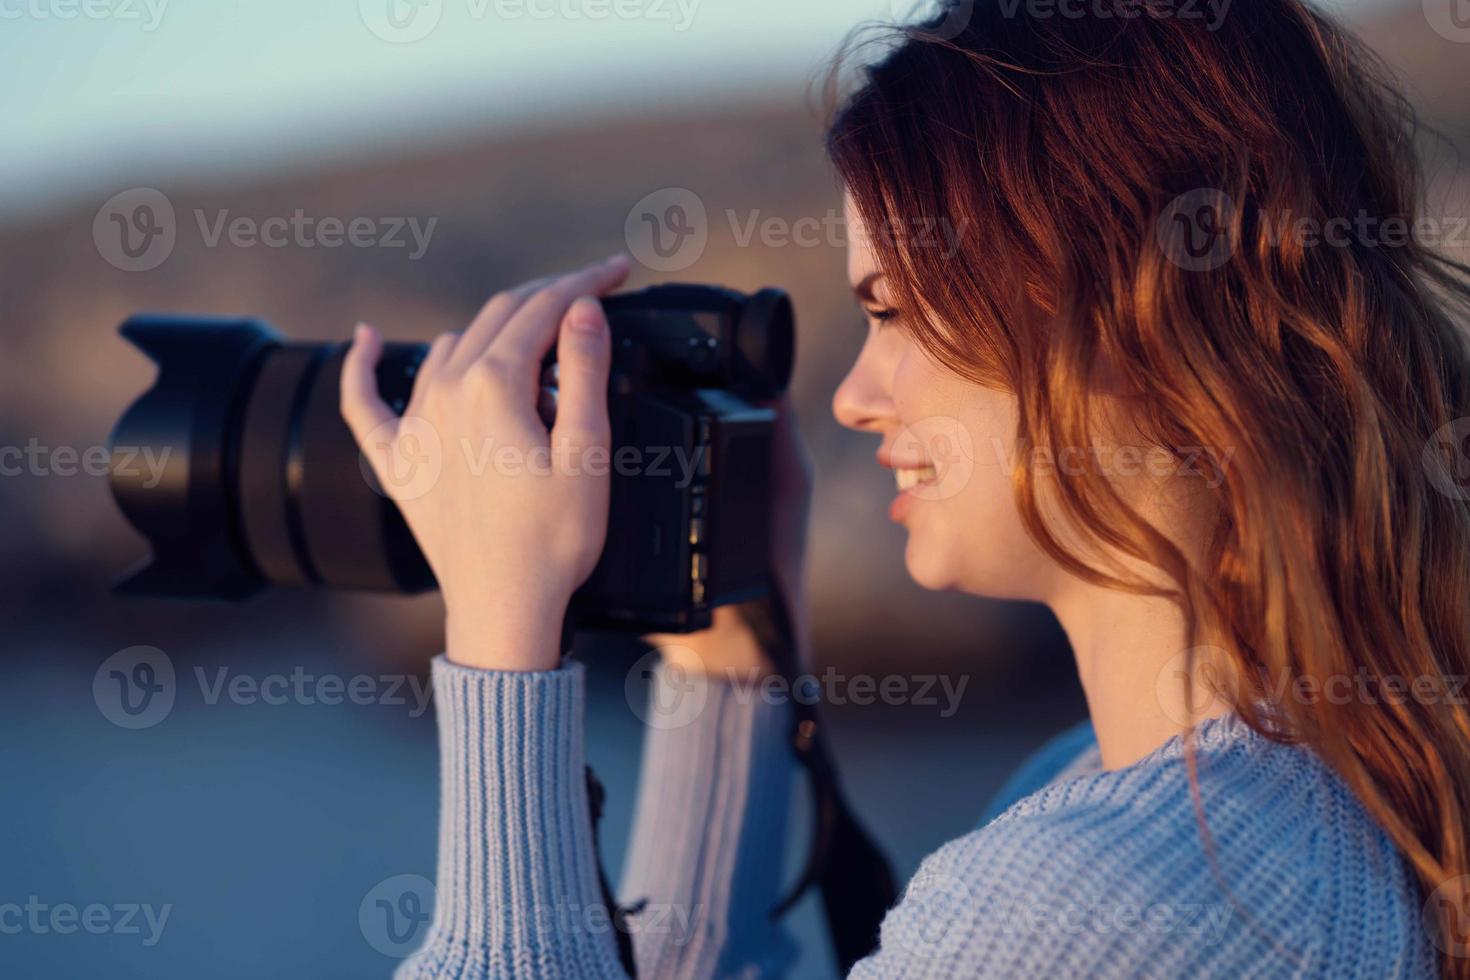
[
  {"xmin": 979, "ymin": 717, "xmax": 1098, "ymax": 823},
  {"xmin": 856, "ymin": 715, "xmax": 1437, "ymax": 978}
]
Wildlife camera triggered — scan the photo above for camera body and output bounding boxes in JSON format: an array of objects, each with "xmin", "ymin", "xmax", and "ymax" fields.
[{"xmin": 109, "ymin": 284, "xmax": 794, "ymax": 633}]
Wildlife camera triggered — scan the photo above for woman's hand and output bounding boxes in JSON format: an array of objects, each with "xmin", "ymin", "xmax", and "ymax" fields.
[
  {"xmin": 649, "ymin": 398, "xmax": 814, "ymax": 680},
  {"xmin": 340, "ymin": 255, "xmax": 631, "ymax": 672}
]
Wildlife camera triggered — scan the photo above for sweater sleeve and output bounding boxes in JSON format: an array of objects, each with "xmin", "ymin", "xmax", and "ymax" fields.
[
  {"xmin": 396, "ymin": 655, "xmax": 798, "ymax": 980},
  {"xmin": 618, "ymin": 660, "xmax": 799, "ymax": 978},
  {"xmin": 396, "ymin": 655, "xmax": 628, "ymax": 980}
]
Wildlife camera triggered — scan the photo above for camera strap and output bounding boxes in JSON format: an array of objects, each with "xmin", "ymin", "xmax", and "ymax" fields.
[{"xmin": 738, "ymin": 591, "xmax": 900, "ymax": 975}]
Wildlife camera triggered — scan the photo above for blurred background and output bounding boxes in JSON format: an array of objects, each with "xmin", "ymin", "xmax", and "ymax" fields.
[{"xmin": 1, "ymin": 0, "xmax": 1466, "ymax": 976}]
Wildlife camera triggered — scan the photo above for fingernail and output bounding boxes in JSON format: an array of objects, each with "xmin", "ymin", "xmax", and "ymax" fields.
[
  {"xmin": 569, "ymin": 298, "xmax": 604, "ymax": 334},
  {"xmin": 604, "ymin": 252, "xmax": 629, "ymax": 268},
  {"xmin": 353, "ymin": 323, "xmax": 367, "ymax": 344}
]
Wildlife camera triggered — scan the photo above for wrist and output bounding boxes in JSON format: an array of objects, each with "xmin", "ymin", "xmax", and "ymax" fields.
[{"xmin": 444, "ymin": 587, "xmax": 572, "ymax": 672}]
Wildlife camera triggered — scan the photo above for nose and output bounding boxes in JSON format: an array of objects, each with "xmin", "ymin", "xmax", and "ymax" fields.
[{"xmin": 832, "ymin": 340, "xmax": 895, "ymax": 434}]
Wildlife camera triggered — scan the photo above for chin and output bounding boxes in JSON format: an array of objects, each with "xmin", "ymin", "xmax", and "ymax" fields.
[
  {"xmin": 904, "ymin": 527, "xmax": 1050, "ymax": 601},
  {"xmin": 902, "ymin": 533, "xmax": 961, "ymax": 592}
]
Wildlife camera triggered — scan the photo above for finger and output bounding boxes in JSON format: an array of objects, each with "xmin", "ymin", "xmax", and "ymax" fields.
[
  {"xmin": 405, "ymin": 330, "xmax": 457, "ymax": 416},
  {"xmin": 550, "ymin": 297, "xmax": 613, "ymax": 447},
  {"xmin": 447, "ymin": 274, "xmax": 557, "ymax": 373},
  {"xmin": 340, "ymin": 323, "xmax": 397, "ymax": 445},
  {"xmin": 487, "ymin": 255, "xmax": 630, "ymax": 374}
]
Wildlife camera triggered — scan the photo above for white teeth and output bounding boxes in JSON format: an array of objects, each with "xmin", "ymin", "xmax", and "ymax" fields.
[{"xmin": 894, "ymin": 466, "xmax": 939, "ymax": 492}]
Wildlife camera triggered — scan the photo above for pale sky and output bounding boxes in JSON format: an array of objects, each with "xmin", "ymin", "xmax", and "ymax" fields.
[{"xmin": 0, "ymin": 0, "xmax": 1397, "ymax": 220}]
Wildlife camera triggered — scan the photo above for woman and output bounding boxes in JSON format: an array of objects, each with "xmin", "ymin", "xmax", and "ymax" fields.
[{"xmin": 340, "ymin": 0, "xmax": 1470, "ymax": 976}]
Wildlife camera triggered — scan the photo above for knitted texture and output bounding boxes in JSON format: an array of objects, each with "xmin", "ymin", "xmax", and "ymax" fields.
[
  {"xmin": 404, "ymin": 658, "xmax": 1438, "ymax": 978},
  {"xmin": 851, "ymin": 713, "xmax": 1437, "ymax": 979},
  {"xmin": 396, "ymin": 657, "xmax": 626, "ymax": 979}
]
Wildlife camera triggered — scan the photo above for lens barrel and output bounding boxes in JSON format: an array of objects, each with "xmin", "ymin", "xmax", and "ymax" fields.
[{"xmin": 109, "ymin": 284, "xmax": 793, "ymax": 618}]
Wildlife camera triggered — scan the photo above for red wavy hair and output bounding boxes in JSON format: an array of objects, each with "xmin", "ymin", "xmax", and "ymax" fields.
[{"xmin": 828, "ymin": 1, "xmax": 1470, "ymax": 972}]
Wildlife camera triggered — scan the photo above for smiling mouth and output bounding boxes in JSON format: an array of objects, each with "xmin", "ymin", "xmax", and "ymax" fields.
[{"xmin": 894, "ymin": 466, "xmax": 939, "ymax": 492}]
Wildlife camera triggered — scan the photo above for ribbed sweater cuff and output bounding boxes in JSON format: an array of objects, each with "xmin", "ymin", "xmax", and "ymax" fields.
[
  {"xmin": 397, "ymin": 655, "xmax": 626, "ymax": 980},
  {"xmin": 619, "ymin": 661, "xmax": 798, "ymax": 978}
]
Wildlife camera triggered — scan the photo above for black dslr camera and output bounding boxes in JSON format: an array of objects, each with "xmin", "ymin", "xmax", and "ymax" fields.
[{"xmin": 108, "ymin": 284, "xmax": 795, "ymax": 632}]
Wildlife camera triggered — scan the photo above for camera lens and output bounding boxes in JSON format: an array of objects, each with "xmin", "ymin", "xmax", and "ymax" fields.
[
  {"xmin": 732, "ymin": 288, "xmax": 795, "ymax": 400},
  {"xmin": 108, "ymin": 284, "xmax": 793, "ymax": 618}
]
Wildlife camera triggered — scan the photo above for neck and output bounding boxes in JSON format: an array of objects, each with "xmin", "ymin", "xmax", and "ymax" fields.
[{"xmin": 1048, "ymin": 582, "xmax": 1230, "ymax": 770}]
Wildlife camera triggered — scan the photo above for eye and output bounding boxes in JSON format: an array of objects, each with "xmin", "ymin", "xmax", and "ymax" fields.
[{"xmin": 863, "ymin": 306, "xmax": 899, "ymax": 324}]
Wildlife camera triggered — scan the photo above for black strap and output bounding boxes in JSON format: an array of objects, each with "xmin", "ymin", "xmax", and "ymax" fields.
[
  {"xmin": 586, "ymin": 765, "xmax": 641, "ymax": 976},
  {"xmin": 738, "ymin": 590, "xmax": 899, "ymax": 975}
]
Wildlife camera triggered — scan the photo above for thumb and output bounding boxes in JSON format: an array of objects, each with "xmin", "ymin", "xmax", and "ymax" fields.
[{"xmin": 550, "ymin": 297, "xmax": 612, "ymax": 448}]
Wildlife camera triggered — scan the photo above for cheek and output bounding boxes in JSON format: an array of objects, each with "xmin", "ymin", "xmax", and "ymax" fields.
[
  {"xmin": 892, "ymin": 376, "xmax": 1054, "ymax": 599},
  {"xmin": 901, "ymin": 437, "xmax": 1022, "ymax": 592}
]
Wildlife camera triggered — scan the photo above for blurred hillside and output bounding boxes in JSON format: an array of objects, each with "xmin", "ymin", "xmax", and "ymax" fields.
[
  {"xmin": 0, "ymin": 97, "xmax": 1066, "ymax": 679},
  {"xmin": 0, "ymin": 1, "xmax": 1466, "ymax": 682}
]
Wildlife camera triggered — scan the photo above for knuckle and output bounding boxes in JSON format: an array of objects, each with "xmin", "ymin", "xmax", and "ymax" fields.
[{"xmin": 472, "ymin": 354, "xmax": 519, "ymax": 389}]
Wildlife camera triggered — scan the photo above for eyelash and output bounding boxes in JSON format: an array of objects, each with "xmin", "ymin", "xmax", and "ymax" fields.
[{"xmin": 864, "ymin": 307, "xmax": 899, "ymax": 324}]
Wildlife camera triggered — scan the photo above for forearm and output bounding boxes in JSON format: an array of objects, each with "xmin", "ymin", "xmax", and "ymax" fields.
[
  {"xmin": 397, "ymin": 656, "xmax": 628, "ymax": 980},
  {"xmin": 619, "ymin": 661, "xmax": 799, "ymax": 979}
]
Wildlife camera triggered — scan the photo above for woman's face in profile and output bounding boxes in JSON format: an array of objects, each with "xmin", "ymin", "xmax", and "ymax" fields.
[{"xmin": 833, "ymin": 194, "xmax": 1060, "ymax": 602}]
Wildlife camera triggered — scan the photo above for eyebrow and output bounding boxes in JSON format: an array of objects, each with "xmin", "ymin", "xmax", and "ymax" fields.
[{"xmin": 851, "ymin": 271, "xmax": 885, "ymax": 304}]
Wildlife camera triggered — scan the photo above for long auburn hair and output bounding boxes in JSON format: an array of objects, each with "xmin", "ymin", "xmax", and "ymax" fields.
[{"xmin": 827, "ymin": 0, "xmax": 1470, "ymax": 972}]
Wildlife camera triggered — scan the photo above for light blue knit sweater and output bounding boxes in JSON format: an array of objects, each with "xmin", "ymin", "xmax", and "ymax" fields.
[{"xmin": 396, "ymin": 656, "xmax": 1438, "ymax": 978}]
